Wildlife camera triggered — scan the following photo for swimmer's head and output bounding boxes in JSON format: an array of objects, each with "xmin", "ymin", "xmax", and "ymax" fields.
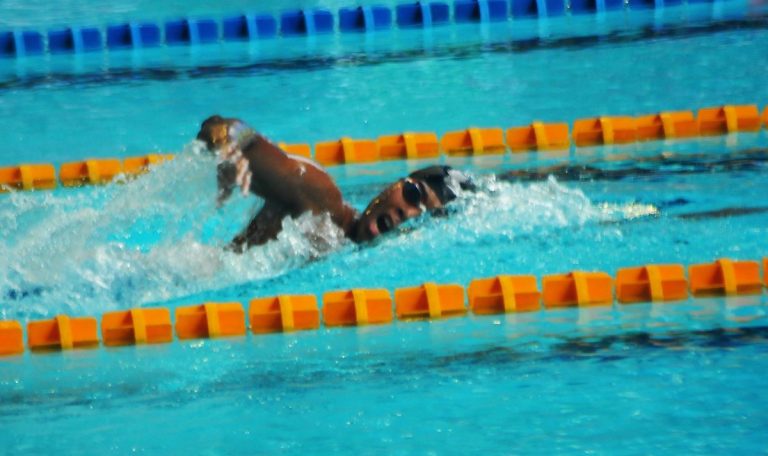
[
  {"xmin": 197, "ymin": 115, "xmax": 255, "ymax": 156},
  {"xmin": 353, "ymin": 165, "xmax": 475, "ymax": 242}
]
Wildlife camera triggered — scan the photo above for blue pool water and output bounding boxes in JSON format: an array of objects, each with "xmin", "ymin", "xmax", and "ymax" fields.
[{"xmin": 2, "ymin": 2, "xmax": 768, "ymax": 454}]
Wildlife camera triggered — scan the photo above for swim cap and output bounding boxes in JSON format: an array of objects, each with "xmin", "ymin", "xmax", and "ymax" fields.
[{"xmin": 408, "ymin": 165, "xmax": 476, "ymax": 204}]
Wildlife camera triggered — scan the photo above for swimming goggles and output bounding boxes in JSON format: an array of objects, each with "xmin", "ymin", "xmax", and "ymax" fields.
[{"xmin": 402, "ymin": 178, "xmax": 427, "ymax": 208}]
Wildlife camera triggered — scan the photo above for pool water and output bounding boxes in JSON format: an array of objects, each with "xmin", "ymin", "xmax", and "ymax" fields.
[{"xmin": 2, "ymin": 2, "xmax": 768, "ymax": 454}]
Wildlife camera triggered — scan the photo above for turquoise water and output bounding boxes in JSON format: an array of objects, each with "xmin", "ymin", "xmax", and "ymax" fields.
[
  {"xmin": 2, "ymin": 3, "xmax": 768, "ymax": 454},
  {"xmin": 2, "ymin": 6, "xmax": 767, "ymax": 165}
]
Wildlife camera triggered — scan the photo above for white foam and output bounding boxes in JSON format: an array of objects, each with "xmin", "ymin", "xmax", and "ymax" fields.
[
  {"xmin": 0, "ymin": 162, "xmax": 655, "ymax": 319},
  {"xmin": 0, "ymin": 147, "xmax": 347, "ymax": 318}
]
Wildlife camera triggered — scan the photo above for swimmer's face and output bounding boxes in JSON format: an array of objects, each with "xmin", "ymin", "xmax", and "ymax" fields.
[{"xmin": 355, "ymin": 178, "xmax": 443, "ymax": 242}]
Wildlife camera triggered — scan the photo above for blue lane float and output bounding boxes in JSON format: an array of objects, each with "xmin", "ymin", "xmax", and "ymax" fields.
[
  {"xmin": 280, "ymin": 9, "xmax": 335, "ymax": 36},
  {"xmin": 48, "ymin": 27, "xmax": 102, "ymax": 54},
  {"xmin": 339, "ymin": 6, "xmax": 393, "ymax": 32},
  {"xmin": 571, "ymin": 0, "xmax": 625, "ymax": 14},
  {"xmin": 454, "ymin": 0, "xmax": 509, "ymax": 22},
  {"xmin": 396, "ymin": 2, "xmax": 451, "ymax": 27},
  {"xmin": 0, "ymin": 0, "xmax": 739, "ymax": 58},
  {"xmin": 630, "ymin": 0, "xmax": 683, "ymax": 9},
  {"xmin": 165, "ymin": 18, "xmax": 219, "ymax": 45},
  {"xmin": 0, "ymin": 30, "xmax": 44, "ymax": 57},
  {"xmin": 222, "ymin": 14, "xmax": 277, "ymax": 40},
  {"xmin": 106, "ymin": 22, "xmax": 162, "ymax": 49},
  {"xmin": 511, "ymin": 0, "xmax": 567, "ymax": 17}
]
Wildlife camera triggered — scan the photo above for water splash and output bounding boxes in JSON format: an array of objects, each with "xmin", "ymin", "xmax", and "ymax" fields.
[
  {"xmin": 434, "ymin": 175, "xmax": 656, "ymax": 243},
  {"xmin": 0, "ymin": 147, "xmax": 347, "ymax": 319},
  {"xmin": 0, "ymin": 164, "xmax": 654, "ymax": 320}
]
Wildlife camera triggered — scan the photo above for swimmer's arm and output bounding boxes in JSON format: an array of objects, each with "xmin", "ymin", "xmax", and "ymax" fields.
[
  {"xmin": 242, "ymin": 135, "xmax": 342, "ymax": 214},
  {"xmin": 227, "ymin": 201, "xmax": 287, "ymax": 252}
]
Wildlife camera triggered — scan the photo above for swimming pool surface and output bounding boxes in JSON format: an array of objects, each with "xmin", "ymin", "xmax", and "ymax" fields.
[{"xmin": 1, "ymin": 1, "xmax": 768, "ymax": 454}]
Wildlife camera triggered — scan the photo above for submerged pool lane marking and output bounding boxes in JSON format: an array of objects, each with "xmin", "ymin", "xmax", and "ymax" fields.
[
  {"xmin": 0, "ymin": 257, "xmax": 766, "ymax": 357},
  {"xmin": 1, "ymin": 103, "xmax": 765, "ymax": 193}
]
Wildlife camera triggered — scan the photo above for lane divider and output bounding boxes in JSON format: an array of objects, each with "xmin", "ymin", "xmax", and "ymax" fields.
[
  {"xmin": 616, "ymin": 264, "xmax": 688, "ymax": 303},
  {"xmin": 377, "ymin": 133, "xmax": 441, "ymax": 160},
  {"xmin": 395, "ymin": 282, "xmax": 466, "ymax": 319},
  {"xmin": 1, "ymin": 257, "xmax": 767, "ymax": 357},
  {"xmin": 175, "ymin": 303, "xmax": 246, "ymax": 339},
  {"xmin": 0, "ymin": 164, "xmax": 56, "ymax": 191},
  {"xmin": 542, "ymin": 271, "xmax": 614, "ymax": 307},
  {"xmin": 573, "ymin": 116, "xmax": 639, "ymax": 147},
  {"xmin": 689, "ymin": 258, "xmax": 763, "ymax": 295},
  {"xmin": 0, "ymin": 321, "xmax": 23, "ymax": 356},
  {"xmin": 102, "ymin": 308, "xmax": 173, "ymax": 346},
  {"xmin": 0, "ymin": 0, "xmax": 752, "ymax": 59},
  {"xmin": 506, "ymin": 122, "xmax": 570, "ymax": 151},
  {"xmin": 468, "ymin": 275, "xmax": 541, "ymax": 313},
  {"xmin": 0, "ymin": 154, "xmax": 173, "ymax": 192},
  {"xmin": 440, "ymin": 127, "xmax": 507, "ymax": 156},
  {"xmin": 26, "ymin": 315, "xmax": 99, "ymax": 350},
  {"xmin": 249, "ymin": 295, "xmax": 320, "ymax": 333},
  {"xmin": 698, "ymin": 105, "xmax": 763, "ymax": 136},
  {"xmin": 1, "ymin": 103, "xmax": 765, "ymax": 194},
  {"xmin": 322, "ymin": 289, "xmax": 393, "ymax": 326}
]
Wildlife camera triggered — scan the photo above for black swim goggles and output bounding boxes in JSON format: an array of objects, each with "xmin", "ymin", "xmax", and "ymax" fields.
[{"xmin": 376, "ymin": 178, "xmax": 428, "ymax": 234}]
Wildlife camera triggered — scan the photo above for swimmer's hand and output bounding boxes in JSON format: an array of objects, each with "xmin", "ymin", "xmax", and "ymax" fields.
[{"xmin": 216, "ymin": 151, "xmax": 253, "ymax": 208}]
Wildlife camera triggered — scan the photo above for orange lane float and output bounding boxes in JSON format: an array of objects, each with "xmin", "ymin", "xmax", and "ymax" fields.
[
  {"xmin": 0, "ymin": 321, "xmax": 24, "ymax": 356},
  {"xmin": 101, "ymin": 308, "xmax": 173, "ymax": 346},
  {"xmin": 122, "ymin": 154, "xmax": 174, "ymax": 176},
  {"xmin": 616, "ymin": 264, "xmax": 688, "ymax": 303},
  {"xmin": 322, "ymin": 289, "xmax": 393, "ymax": 326},
  {"xmin": 377, "ymin": 132, "xmax": 440, "ymax": 160},
  {"xmin": 314, "ymin": 138, "xmax": 379, "ymax": 166},
  {"xmin": 278, "ymin": 143, "xmax": 312, "ymax": 159},
  {"xmin": 468, "ymin": 275, "xmax": 541, "ymax": 314},
  {"xmin": 27, "ymin": 315, "xmax": 99, "ymax": 350},
  {"xmin": 59, "ymin": 158, "xmax": 123, "ymax": 186},
  {"xmin": 174, "ymin": 303, "xmax": 246, "ymax": 339},
  {"xmin": 1, "ymin": 254, "xmax": 767, "ymax": 357},
  {"xmin": 440, "ymin": 127, "xmax": 506, "ymax": 155},
  {"xmin": 505, "ymin": 122, "xmax": 570, "ymax": 151},
  {"xmin": 249, "ymin": 295, "xmax": 320, "ymax": 333},
  {"xmin": 542, "ymin": 271, "xmax": 613, "ymax": 307},
  {"xmin": 764, "ymin": 258, "xmax": 768, "ymax": 287},
  {"xmin": 697, "ymin": 105, "xmax": 762, "ymax": 135},
  {"xmin": 0, "ymin": 164, "xmax": 57, "ymax": 192},
  {"xmin": 572, "ymin": 116, "xmax": 638, "ymax": 147},
  {"xmin": 3, "ymin": 103, "xmax": 768, "ymax": 196},
  {"xmin": 688, "ymin": 258, "xmax": 763, "ymax": 296},
  {"xmin": 394, "ymin": 283, "xmax": 466, "ymax": 319},
  {"xmin": 635, "ymin": 111, "xmax": 699, "ymax": 141}
]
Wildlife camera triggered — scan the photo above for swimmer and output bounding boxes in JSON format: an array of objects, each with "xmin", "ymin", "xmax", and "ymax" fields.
[{"xmin": 196, "ymin": 115, "xmax": 474, "ymax": 252}]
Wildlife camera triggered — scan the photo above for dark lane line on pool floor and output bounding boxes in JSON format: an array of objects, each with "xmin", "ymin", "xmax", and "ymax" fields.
[
  {"xmin": 1, "ymin": 15, "xmax": 767, "ymax": 92},
  {"xmin": 1, "ymin": 323, "xmax": 766, "ymax": 414},
  {"xmin": 498, "ymin": 147, "xmax": 768, "ymax": 183},
  {"xmin": 498, "ymin": 147, "xmax": 768, "ymax": 220}
]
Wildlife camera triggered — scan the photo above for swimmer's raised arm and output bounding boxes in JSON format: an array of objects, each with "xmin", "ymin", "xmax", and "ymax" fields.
[{"xmin": 197, "ymin": 115, "xmax": 358, "ymax": 242}]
